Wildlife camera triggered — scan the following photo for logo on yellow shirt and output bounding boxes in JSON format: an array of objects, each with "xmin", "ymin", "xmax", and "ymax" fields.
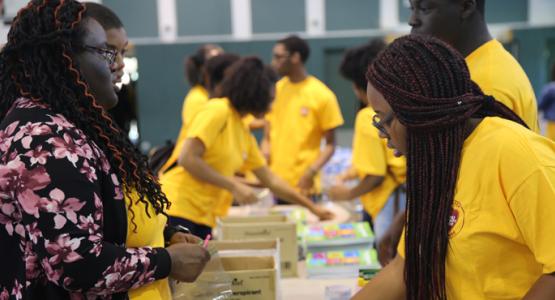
[
  {"xmin": 300, "ymin": 106, "xmax": 309, "ymax": 117},
  {"xmin": 448, "ymin": 200, "xmax": 465, "ymax": 238}
]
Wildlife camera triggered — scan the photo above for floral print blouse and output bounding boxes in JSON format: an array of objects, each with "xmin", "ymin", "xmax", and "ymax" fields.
[{"xmin": 0, "ymin": 98, "xmax": 171, "ymax": 299}]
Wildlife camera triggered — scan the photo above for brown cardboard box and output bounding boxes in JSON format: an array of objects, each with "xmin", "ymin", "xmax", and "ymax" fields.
[
  {"xmin": 210, "ymin": 239, "xmax": 281, "ymax": 279},
  {"xmin": 220, "ymin": 215, "xmax": 287, "ymax": 223},
  {"xmin": 173, "ymin": 256, "xmax": 278, "ymax": 300},
  {"xmin": 221, "ymin": 256, "xmax": 278, "ymax": 300},
  {"xmin": 217, "ymin": 217, "xmax": 298, "ymax": 278}
]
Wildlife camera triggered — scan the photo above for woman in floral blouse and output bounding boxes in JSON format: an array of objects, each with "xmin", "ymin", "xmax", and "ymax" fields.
[{"xmin": 0, "ymin": 1, "xmax": 210, "ymax": 299}]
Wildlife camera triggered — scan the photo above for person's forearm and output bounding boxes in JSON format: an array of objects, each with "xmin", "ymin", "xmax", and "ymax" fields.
[
  {"xmin": 261, "ymin": 123, "xmax": 271, "ymax": 161},
  {"xmin": 348, "ymin": 175, "xmax": 384, "ymax": 199},
  {"xmin": 183, "ymin": 155, "xmax": 236, "ymax": 191},
  {"xmin": 351, "ymin": 255, "xmax": 406, "ymax": 300},
  {"xmin": 340, "ymin": 168, "xmax": 359, "ymax": 181},
  {"xmin": 267, "ymin": 175, "xmax": 317, "ymax": 210},
  {"xmin": 387, "ymin": 210, "xmax": 406, "ymax": 241},
  {"xmin": 523, "ymin": 274, "xmax": 555, "ymax": 300}
]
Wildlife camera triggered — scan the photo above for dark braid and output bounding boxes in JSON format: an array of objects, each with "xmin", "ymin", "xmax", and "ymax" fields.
[
  {"xmin": 0, "ymin": 0, "xmax": 170, "ymax": 230},
  {"xmin": 366, "ymin": 35, "xmax": 526, "ymax": 300}
]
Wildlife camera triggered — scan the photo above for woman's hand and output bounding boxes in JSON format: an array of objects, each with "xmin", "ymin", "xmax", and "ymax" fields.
[
  {"xmin": 310, "ymin": 205, "xmax": 335, "ymax": 221},
  {"xmin": 231, "ymin": 181, "xmax": 259, "ymax": 205},
  {"xmin": 169, "ymin": 232, "xmax": 202, "ymax": 245},
  {"xmin": 166, "ymin": 243, "xmax": 210, "ymax": 282}
]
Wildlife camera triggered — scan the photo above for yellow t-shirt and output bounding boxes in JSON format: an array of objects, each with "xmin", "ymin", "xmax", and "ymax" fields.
[
  {"xmin": 242, "ymin": 114, "xmax": 256, "ymax": 129},
  {"xmin": 267, "ymin": 76, "xmax": 344, "ymax": 194},
  {"xmin": 159, "ymin": 85, "xmax": 209, "ymax": 174},
  {"xmin": 398, "ymin": 117, "xmax": 555, "ymax": 299},
  {"xmin": 125, "ymin": 191, "xmax": 171, "ymax": 300},
  {"xmin": 160, "ymin": 98, "xmax": 266, "ymax": 227},
  {"xmin": 352, "ymin": 107, "xmax": 406, "ymax": 219},
  {"xmin": 466, "ymin": 39, "xmax": 539, "ymax": 132}
]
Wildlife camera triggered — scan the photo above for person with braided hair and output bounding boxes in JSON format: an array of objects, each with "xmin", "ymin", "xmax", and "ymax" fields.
[
  {"xmin": 352, "ymin": 35, "xmax": 555, "ymax": 300},
  {"xmin": 0, "ymin": 1, "xmax": 210, "ymax": 299},
  {"xmin": 378, "ymin": 0, "xmax": 543, "ymax": 266}
]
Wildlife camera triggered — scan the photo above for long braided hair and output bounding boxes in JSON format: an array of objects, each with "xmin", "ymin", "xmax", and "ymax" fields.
[
  {"xmin": 366, "ymin": 35, "xmax": 526, "ymax": 299},
  {"xmin": 0, "ymin": 0, "xmax": 170, "ymax": 228}
]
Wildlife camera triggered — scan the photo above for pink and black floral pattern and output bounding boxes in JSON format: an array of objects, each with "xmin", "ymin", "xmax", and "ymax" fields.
[{"xmin": 0, "ymin": 99, "xmax": 171, "ymax": 299}]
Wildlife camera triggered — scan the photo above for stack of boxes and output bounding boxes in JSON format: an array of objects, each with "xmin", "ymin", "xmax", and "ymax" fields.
[{"xmin": 304, "ymin": 222, "xmax": 380, "ymax": 279}]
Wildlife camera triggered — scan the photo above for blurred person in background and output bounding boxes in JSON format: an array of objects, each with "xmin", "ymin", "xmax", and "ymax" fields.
[
  {"xmin": 264, "ymin": 35, "xmax": 344, "ymax": 202},
  {"xmin": 328, "ymin": 40, "xmax": 407, "ymax": 265},
  {"xmin": 157, "ymin": 44, "xmax": 223, "ymax": 175},
  {"xmin": 539, "ymin": 63, "xmax": 555, "ymax": 140},
  {"xmin": 162, "ymin": 57, "xmax": 334, "ymax": 238},
  {"xmin": 85, "ymin": 2, "xmax": 137, "ymax": 137}
]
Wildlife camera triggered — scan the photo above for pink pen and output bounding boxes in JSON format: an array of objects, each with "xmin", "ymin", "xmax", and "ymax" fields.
[{"xmin": 203, "ymin": 234, "xmax": 211, "ymax": 248}]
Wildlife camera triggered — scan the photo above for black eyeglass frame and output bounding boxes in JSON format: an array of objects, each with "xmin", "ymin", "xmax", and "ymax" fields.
[
  {"xmin": 372, "ymin": 112, "xmax": 395, "ymax": 137},
  {"xmin": 82, "ymin": 45, "xmax": 117, "ymax": 66}
]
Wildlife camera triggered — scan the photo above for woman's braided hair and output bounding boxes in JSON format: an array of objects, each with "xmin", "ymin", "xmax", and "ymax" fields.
[
  {"xmin": 366, "ymin": 34, "xmax": 526, "ymax": 300},
  {"xmin": 0, "ymin": 0, "xmax": 170, "ymax": 229}
]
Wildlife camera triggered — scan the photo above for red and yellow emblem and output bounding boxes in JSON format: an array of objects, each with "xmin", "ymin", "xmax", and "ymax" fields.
[{"xmin": 448, "ymin": 200, "xmax": 465, "ymax": 238}]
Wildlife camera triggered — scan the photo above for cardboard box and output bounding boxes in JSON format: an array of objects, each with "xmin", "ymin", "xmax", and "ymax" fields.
[
  {"xmin": 173, "ymin": 256, "xmax": 278, "ymax": 300},
  {"xmin": 209, "ymin": 239, "xmax": 281, "ymax": 279},
  {"xmin": 220, "ymin": 215, "xmax": 287, "ymax": 223},
  {"xmin": 217, "ymin": 217, "xmax": 298, "ymax": 278},
  {"xmin": 221, "ymin": 256, "xmax": 278, "ymax": 300}
]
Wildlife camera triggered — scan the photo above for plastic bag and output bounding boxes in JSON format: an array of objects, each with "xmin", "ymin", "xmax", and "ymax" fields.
[{"xmin": 172, "ymin": 244, "xmax": 233, "ymax": 300}]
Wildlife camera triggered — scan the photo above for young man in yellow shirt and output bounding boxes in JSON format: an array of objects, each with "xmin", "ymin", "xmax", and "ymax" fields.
[
  {"xmin": 539, "ymin": 64, "xmax": 555, "ymax": 140},
  {"xmin": 263, "ymin": 35, "xmax": 344, "ymax": 201},
  {"xmin": 378, "ymin": 0, "xmax": 542, "ymax": 264},
  {"xmin": 409, "ymin": 0, "xmax": 538, "ymax": 131},
  {"xmin": 327, "ymin": 41, "xmax": 407, "ymax": 265}
]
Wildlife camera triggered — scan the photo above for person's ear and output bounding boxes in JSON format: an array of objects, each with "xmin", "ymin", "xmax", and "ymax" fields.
[
  {"xmin": 461, "ymin": 0, "xmax": 478, "ymax": 19},
  {"xmin": 291, "ymin": 52, "xmax": 302, "ymax": 64}
]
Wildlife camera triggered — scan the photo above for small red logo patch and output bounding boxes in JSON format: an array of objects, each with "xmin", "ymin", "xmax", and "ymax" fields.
[
  {"xmin": 449, "ymin": 200, "xmax": 465, "ymax": 238},
  {"xmin": 300, "ymin": 106, "xmax": 309, "ymax": 116}
]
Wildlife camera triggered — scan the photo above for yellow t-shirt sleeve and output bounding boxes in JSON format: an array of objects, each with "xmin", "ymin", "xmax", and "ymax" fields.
[
  {"xmin": 353, "ymin": 124, "xmax": 388, "ymax": 177},
  {"xmin": 397, "ymin": 227, "xmax": 406, "ymax": 258},
  {"xmin": 508, "ymin": 167, "xmax": 555, "ymax": 274},
  {"xmin": 242, "ymin": 134, "xmax": 267, "ymax": 171},
  {"xmin": 317, "ymin": 92, "xmax": 344, "ymax": 131},
  {"xmin": 186, "ymin": 103, "xmax": 227, "ymax": 150},
  {"xmin": 180, "ymin": 96, "xmax": 187, "ymax": 124}
]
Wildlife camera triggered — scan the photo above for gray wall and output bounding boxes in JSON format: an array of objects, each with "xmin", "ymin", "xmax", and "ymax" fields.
[
  {"xmin": 399, "ymin": 0, "xmax": 529, "ymax": 23},
  {"xmin": 103, "ymin": 0, "xmax": 158, "ymax": 38},
  {"xmin": 177, "ymin": 0, "xmax": 232, "ymax": 36},
  {"xmin": 101, "ymin": 0, "xmax": 555, "ymax": 149}
]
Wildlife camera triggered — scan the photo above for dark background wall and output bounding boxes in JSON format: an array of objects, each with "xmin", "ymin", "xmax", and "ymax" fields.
[{"xmin": 102, "ymin": 0, "xmax": 555, "ymax": 148}]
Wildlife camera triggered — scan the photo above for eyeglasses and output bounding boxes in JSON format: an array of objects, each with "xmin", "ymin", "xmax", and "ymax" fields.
[
  {"xmin": 272, "ymin": 53, "xmax": 290, "ymax": 60},
  {"xmin": 83, "ymin": 45, "xmax": 117, "ymax": 66},
  {"xmin": 372, "ymin": 112, "xmax": 395, "ymax": 137}
]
